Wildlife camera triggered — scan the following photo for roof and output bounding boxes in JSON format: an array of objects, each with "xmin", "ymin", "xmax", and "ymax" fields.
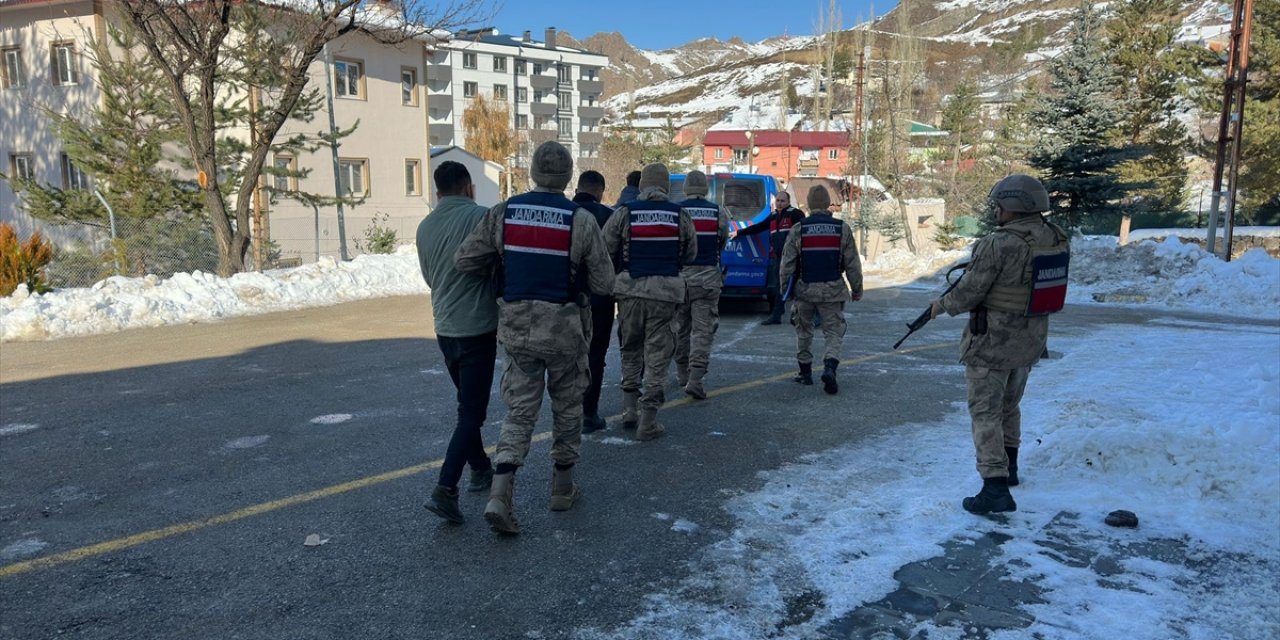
[
  {"xmin": 430, "ymin": 145, "xmax": 503, "ymax": 169},
  {"xmin": 450, "ymin": 27, "xmax": 606, "ymax": 59},
  {"xmin": 909, "ymin": 121, "xmax": 948, "ymax": 136},
  {"xmin": 703, "ymin": 130, "xmax": 850, "ymax": 148}
]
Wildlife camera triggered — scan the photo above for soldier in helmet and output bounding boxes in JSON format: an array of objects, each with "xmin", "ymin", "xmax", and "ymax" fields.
[
  {"xmin": 930, "ymin": 174, "xmax": 1071, "ymax": 515},
  {"xmin": 778, "ymin": 185, "xmax": 863, "ymax": 395},
  {"xmin": 602, "ymin": 163, "xmax": 698, "ymax": 441},
  {"xmin": 673, "ymin": 170, "xmax": 730, "ymax": 400},
  {"xmin": 454, "ymin": 141, "xmax": 616, "ymax": 535}
]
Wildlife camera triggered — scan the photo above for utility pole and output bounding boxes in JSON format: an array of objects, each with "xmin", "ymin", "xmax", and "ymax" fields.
[
  {"xmin": 248, "ymin": 85, "xmax": 266, "ymax": 271},
  {"xmin": 1205, "ymin": 0, "xmax": 1254, "ymax": 261},
  {"xmin": 323, "ymin": 43, "xmax": 350, "ymax": 261}
]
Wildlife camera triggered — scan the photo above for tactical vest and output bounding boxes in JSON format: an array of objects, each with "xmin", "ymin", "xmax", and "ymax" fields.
[
  {"xmin": 771, "ymin": 208, "xmax": 798, "ymax": 236},
  {"xmin": 679, "ymin": 197, "xmax": 721, "ymax": 267},
  {"xmin": 500, "ymin": 192, "xmax": 576, "ymax": 304},
  {"xmin": 982, "ymin": 221, "xmax": 1071, "ymax": 316},
  {"xmin": 624, "ymin": 200, "xmax": 682, "ymax": 278},
  {"xmin": 798, "ymin": 215, "xmax": 843, "ymax": 283}
]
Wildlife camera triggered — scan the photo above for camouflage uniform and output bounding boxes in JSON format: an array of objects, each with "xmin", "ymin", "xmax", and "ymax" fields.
[
  {"xmin": 673, "ymin": 178, "xmax": 731, "ymax": 396},
  {"xmin": 778, "ymin": 211, "xmax": 863, "ymax": 366},
  {"xmin": 454, "ymin": 190, "xmax": 615, "ymax": 469},
  {"xmin": 603, "ymin": 168, "xmax": 698, "ymax": 440},
  {"xmin": 939, "ymin": 214, "xmax": 1070, "ymax": 479}
]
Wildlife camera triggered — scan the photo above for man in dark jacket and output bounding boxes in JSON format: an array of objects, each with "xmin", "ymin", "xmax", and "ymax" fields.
[
  {"xmin": 572, "ymin": 170, "xmax": 616, "ymax": 434},
  {"xmin": 614, "ymin": 170, "xmax": 641, "ymax": 207},
  {"xmin": 730, "ymin": 190, "xmax": 806, "ymax": 325}
]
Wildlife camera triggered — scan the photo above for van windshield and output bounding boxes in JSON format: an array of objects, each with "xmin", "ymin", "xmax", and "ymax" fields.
[{"xmin": 716, "ymin": 179, "xmax": 767, "ymax": 222}]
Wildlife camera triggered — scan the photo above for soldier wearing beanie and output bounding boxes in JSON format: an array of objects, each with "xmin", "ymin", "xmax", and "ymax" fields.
[
  {"xmin": 673, "ymin": 170, "xmax": 731, "ymax": 399},
  {"xmin": 454, "ymin": 141, "xmax": 616, "ymax": 535},
  {"xmin": 778, "ymin": 185, "xmax": 863, "ymax": 395},
  {"xmin": 730, "ymin": 189, "xmax": 806, "ymax": 325},
  {"xmin": 600, "ymin": 162, "xmax": 697, "ymax": 441},
  {"xmin": 929, "ymin": 174, "xmax": 1070, "ymax": 515}
]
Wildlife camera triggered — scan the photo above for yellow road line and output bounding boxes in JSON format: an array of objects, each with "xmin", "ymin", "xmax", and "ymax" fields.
[{"xmin": 0, "ymin": 341, "xmax": 955, "ymax": 579}]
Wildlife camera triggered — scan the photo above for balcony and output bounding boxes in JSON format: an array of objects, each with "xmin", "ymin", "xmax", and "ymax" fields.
[
  {"xmin": 428, "ymin": 92, "xmax": 452, "ymax": 109},
  {"xmin": 430, "ymin": 123, "xmax": 455, "ymax": 145},
  {"xmin": 529, "ymin": 74, "xmax": 557, "ymax": 90},
  {"xmin": 577, "ymin": 131, "xmax": 603, "ymax": 144},
  {"xmin": 529, "ymin": 102, "xmax": 557, "ymax": 116},
  {"xmin": 577, "ymin": 79, "xmax": 603, "ymax": 94},
  {"xmin": 426, "ymin": 64, "xmax": 451, "ymax": 82},
  {"xmin": 578, "ymin": 105, "xmax": 604, "ymax": 119}
]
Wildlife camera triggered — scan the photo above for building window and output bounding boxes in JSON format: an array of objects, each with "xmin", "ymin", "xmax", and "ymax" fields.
[
  {"xmin": 492, "ymin": 55, "xmax": 507, "ymax": 73},
  {"xmin": 558, "ymin": 119, "xmax": 572, "ymax": 136},
  {"xmin": 581, "ymin": 67, "xmax": 598, "ymax": 81},
  {"xmin": 334, "ymin": 59, "xmax": 364, "ymax": 98},
  {"xmin": 463, "ymin": 81, "xmax": 477, "ymax": 98},
  {"xmin": 516, "ymin": 87, "xmax": 527, "ymax": 103},
  {"xmin": 405, "ymin": 159, "xmax": 421, "ymax": 196},
  {"xmin": 580, "ymin": 118, "xmax": 598, "ymax": 132},
  {"xmin": 714, "ymin": 148, "xmax": 724, "ymax": 160},
  {"xmin": 515, "ymin": 60, "xmax": 526, "ymax": 74},
  {"xmin": 732, "ymin": 148, "xmax": 748, "ymax": 164},
  {"xmin": 60, "ymin": 153, "xmax": 90, "ymax": 189},
  {"xmin": 401, "ymin": 67, "xmax": 418, "ymax": 106},
  {"xmin": 558, "ymin": 91, "xmax": 571, "ymax": 109},
  {"xmin": 581, "ymin": 94, "xmax": 597, "ymax": 107},
  {"xmin": 534, "ymin": 115, "xmax": 549, "ymax": 129},
  {"xmin": 493, "ymin": 83, "xmax": 508, "ymax": 100},
  {"xmin": 533, "ymin": 62, "xmax": 543, "ymax": 75},
  {"xmin": 533, "ymin": 89, "xmax": 546, "ymax": 102},
  {"xmin": 462, "ymin": 52, "xmax": 477, "ymax": 69},
  {"xmin": 51, "ymin": 43, "xmax": 78, "ymax": 86},
  {"xmin": 272, "ymin": 155, "xmax": 296, "ymax": 193},
  {"xmin": 337, "ymin": 158, "xmax": 368, "ymax": 197},
  {"xmin": 9, "ymin": 153, "xmax": 33, "ymax": 184},
  {"xmin": 516, "ymin": 114, "xmax": 528, "ymax": 129},
  {"xmin": 557, "ymin": 64, "xmax": 571, "ymax": 83},
  {"xmin": 581, "ymin": 143, "xmax": 599, "ymax": 158},
  {"xmin": 2, "ymin": 47, "xmax": 24, "ymax": 89},
  {"xmin": 828, "ymin": 148, "xmax": 839, "ymax": 160}
]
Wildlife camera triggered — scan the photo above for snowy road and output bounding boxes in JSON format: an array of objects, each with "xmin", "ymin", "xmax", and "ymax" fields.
[{"xmin": 1, "ymin": 290, "xmax": 1277, "ymax": 639}]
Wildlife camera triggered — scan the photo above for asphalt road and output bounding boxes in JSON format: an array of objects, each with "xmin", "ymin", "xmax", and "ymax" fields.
[{"xmin": 0, "ymin": 288, "xmax": 1267, "ymax": 640}]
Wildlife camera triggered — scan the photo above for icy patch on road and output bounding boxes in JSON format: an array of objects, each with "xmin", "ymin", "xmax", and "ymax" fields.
[
  {"xmin": 309, "ymin": 414, "xmax": 354, "ymax": 425},
  {"xmin": 0, "ymin": 423, "xmax": 39, "ymax": 436},
  {"xmin": 575, "ymin": 322, "xmax": 1280, "ymax": 639},
  {"xmin": 223, "ymin": 435, "xmax": 270, "ymax": 449},
  {"xmin": 0, "ymin": 538, "xmax": 48, "ymax": 561},
  {"xmin": 594, "ymin": 437, "xmax": 638, "ymax": 446}
]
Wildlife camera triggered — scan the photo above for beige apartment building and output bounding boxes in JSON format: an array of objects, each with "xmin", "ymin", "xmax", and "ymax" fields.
[{"xmin": 0, "ymin": 1, "xmax": 506, "ymax": 265}]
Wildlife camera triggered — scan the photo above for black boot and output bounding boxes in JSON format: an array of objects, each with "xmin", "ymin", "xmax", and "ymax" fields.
[
  {"xmin": 762, "ymin": 299, "xmax": 785, "ymax": 325},
  {"xmin": 820, "ymin": 358, "xmax": 839, "ymax": 395},
  {"xmin": 1006, "ymin": 446, "xmax": 1019, "ymax": 487},
  {"xmin": 793, "ymin": 362, "xmax": 813, "ymax": 385},
  {"xmin": 962, "ymin": 476, "xmax": 1017, "ymax": 514}
]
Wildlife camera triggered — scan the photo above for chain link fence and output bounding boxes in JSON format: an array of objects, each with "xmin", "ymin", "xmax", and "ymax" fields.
[{"xmin": 44, "ymin": 216, "xmax": 223, "ymax": 288}]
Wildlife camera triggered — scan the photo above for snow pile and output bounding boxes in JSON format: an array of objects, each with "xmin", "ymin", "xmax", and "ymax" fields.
[
  {"xmin": 0, "ymin": 249, "xmax": 427, "ymax": 341},
  {"xmin": 863, "ymin": 247, "xmax": 969, "ymax": 284}
]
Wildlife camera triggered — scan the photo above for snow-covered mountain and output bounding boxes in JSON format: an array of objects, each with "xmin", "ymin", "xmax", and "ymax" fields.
[{"xmin": 563, "ymin": 0, "xmax": 1229, "ymax": 127}]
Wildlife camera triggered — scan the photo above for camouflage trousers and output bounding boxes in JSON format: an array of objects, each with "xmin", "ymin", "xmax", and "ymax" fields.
[
  {"xmin": 616, "ymin": 297, "xmax": 678, "ymax": 411},
  {"xmin": 494, "ymin": 347, "xmax": 589, "ymax": 468},
  {"xmin": 794, "ymin": 300, "xmax": 846, "ymax": 364},
  {"xmin": 674, "ymin": 285, "xmax": 721, "ymax": 377},
  {"xmin": 965, "ymin": 365, "xmax": 1030, "ymax": 479}
]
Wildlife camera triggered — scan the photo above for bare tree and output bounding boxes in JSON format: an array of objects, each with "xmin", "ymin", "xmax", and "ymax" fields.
[
  {"xmin": 463, "ymin": 93, "xmax": 517, "ymax": 196},
  {"xmin": 114, "ymin": 0, "xmax": 488, "ymax": 275}
]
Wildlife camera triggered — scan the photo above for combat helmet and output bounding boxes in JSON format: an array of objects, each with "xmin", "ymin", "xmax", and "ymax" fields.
[{"xmin": 989, "ymin": 174, "xmax": 1049, "ymax": 214}]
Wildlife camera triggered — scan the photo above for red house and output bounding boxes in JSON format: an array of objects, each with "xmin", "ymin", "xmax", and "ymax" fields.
[{"xmin": 702, "ymin": 130, "xmax": 851, "ymax": 186}]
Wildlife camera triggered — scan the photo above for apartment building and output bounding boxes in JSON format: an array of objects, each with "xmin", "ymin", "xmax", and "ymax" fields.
[
  {"xmin": 703, "ymin": 130, "xmax": 852, "ymax": 185},
  {"xmin": 429, "ymin": 27, "xmax": 607, "ymax": 169}
]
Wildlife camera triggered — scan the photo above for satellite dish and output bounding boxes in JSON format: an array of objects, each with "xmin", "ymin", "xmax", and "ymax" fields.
[{"xmin": 752, "ymin": 146, "xmax": 760, "ymax": 156}]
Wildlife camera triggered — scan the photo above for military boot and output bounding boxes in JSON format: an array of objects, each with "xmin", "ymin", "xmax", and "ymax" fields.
[
  {"xmin": 635, "ymin": 408, "xmax": 666, "ymax": 442},
  {"xmin": 467, "ymin": 466, "xmax": 494, "ymax": 493},
  {"xmin": 581, "ymin": 414, "xmax": 607, "ymax": 434},
  {"xmin": 793, "ymin": 362, "xmax": 813, "ymax": 385},
  {"xmin": 1006, "ymin": 446, "xmax": 1020, "ymax": 487},
  {"xmin": 821, "ymin": 358, "xmax": 839, "ymax": 395},
  {"xmin": 483, "ymin": 472, "xmax": 520, "ymax": 535},
  {"xmin": 425, "ymin": 485, "xmax": 465, "ymax": 524},
  {"xmin": 761, "ymin": 302, "xmax": 784, "ymax": 326},
  {"xmin": 962, "ymin": 476, "xmax": 1017, "ymax": 514},
  {"xmin": 684, "ymin": 367, "xmax": 707, "ymax": 400},
  {"xmin": 621, "ymin": 391, "xmax": 640, "ymax": 430},
  {"xmin": 549, "ymin": 465, "xmax": 580, "ymax": 511}
]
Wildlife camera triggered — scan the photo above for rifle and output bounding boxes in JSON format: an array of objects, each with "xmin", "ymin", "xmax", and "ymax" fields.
[{"xmin": 893, "ymin": 262, "xmax": 969, "ymax": 350}]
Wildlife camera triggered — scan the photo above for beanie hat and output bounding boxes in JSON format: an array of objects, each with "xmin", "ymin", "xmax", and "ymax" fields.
[
  {"xmin": 639, "ymin": 163, "xmax": 669, "ymax": 192},
  {"xmin": 807, "ymin": 185, "xmax": 832, "ymax": 212},
  {"xmin": 684, "ymin": 170, "xmax": 709, "ymax": 197},
  {"xmin": 530, "ymin": 141, "xmax": 573, "ymax": 190}
]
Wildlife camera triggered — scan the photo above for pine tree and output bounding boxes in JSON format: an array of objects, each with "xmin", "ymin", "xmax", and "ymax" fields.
[
  {"xmin": 1238, "ymin": 0, "xmax": 1279, "ymax": 221},
  {"xmin": 1027, "ymin": 3, "xmax": 1145, "ymax": 230}
]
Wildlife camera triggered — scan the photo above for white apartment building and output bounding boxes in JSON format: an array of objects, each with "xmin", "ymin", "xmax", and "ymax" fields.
[{"xmin": 428, "ymin": 27, "xmax": 607, "ymax": 171}]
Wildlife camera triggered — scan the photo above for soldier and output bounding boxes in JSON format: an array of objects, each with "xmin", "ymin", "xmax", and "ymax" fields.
[
  {"xmin": 929, "ymin": 174, "xmax": 1070, "ymax": 514},
  {"xmin": 673, "ymin": 170, "xmax": 730, "ymax": 399},
  {"xmin": 602, "ymin": 162, "xmax": 697, "ymax": 441},
  {"xmin": 454, "ymin": 141, "xmax": 615, "ymax": 535},
  {"xmin": 730, "ymin": 190, "xmax": 806, "ymax": 325},
  {"xmin": 571, "ymin": 170, "xmax": 617, "ymax": 434},
  {"xmin": 416, "ymin": 161, "xmax": 498, "ymax": 524},
  {"xmin": 779, "ymin": 185, "xmax": 863, "ymax": 395}
]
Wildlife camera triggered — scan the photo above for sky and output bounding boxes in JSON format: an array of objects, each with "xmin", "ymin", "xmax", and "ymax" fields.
[
  {"xmin": 486, "ymin": 0, "xmax": 887, "ymax": 51},
  {"xmin": 2, "ymin": 234, "xmax": 1277, "ymax": 637}
]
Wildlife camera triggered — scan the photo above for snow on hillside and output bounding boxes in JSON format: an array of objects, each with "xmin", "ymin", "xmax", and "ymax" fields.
[{"xmin": 2, "ymin": 234, "xmax": 1276, "ymax": 342}]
